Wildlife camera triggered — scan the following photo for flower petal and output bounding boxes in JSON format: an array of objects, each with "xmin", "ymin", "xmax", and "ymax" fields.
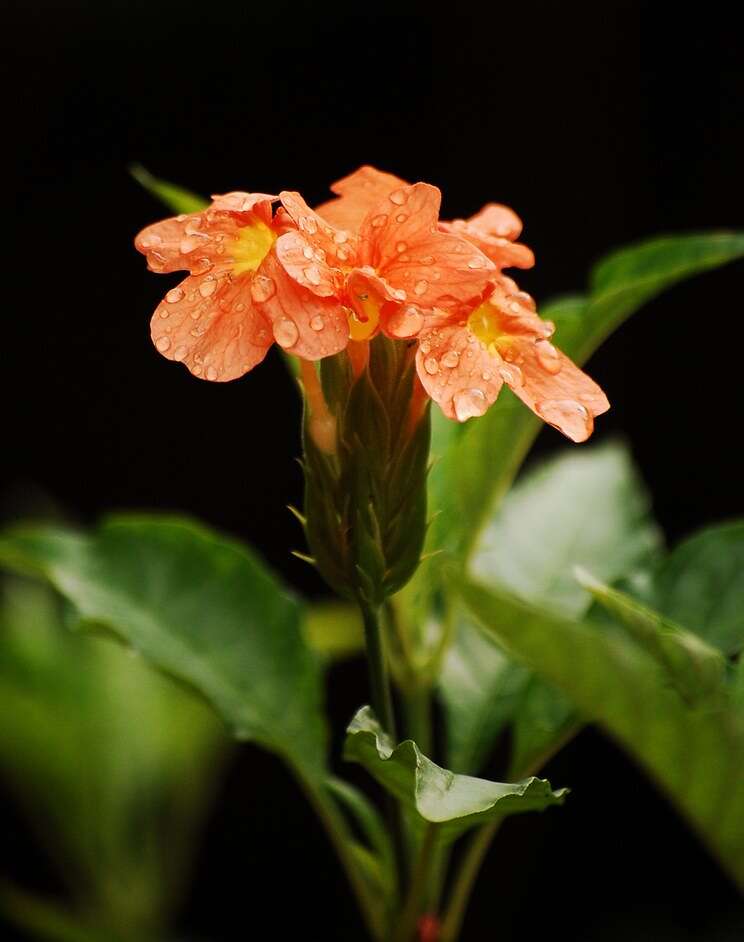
[
  {"xmin": 415, "ymin": 324, "xmax": 504, "ymax": 422},
  {"xmin": 316, "ymin": 165, "xmax": 409, "ymax": 231},
  {"xmin": 274, "ymin": 230, "xmax": 342, "ymax": 299},
  {"xmin": 255, "ymin": 253, "xmax": 350, "ymax": 360},
  {"xmin": 441, "ymin": 203, "xmax": 534, "ymax": 271},
  {"xmin": 279, "ymin": 191, "xmax": 358, "ymax": 267},
  {"xmin": 504, "ymin": 337, "xmax": 610, "ymax": 442},
  {"xmin": 135, "ymin": 192, "xmax": 277, "ymax": 275},
  {"xmin": 359, "ymin": 183, "xmax": 496, "ymax": 310},
  {"xmin": 150, "ymin": 270, "xmax": 273, "ymax": 381}
]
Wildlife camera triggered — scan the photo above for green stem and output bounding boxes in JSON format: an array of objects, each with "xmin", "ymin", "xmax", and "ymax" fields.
[
  {"xmin": 403, "ymin": 683, "xmax": 433, "ymax": 757},
  {"xmin": 360, "ymin": 601, "xmax": 397, "ymax": 740},
  {"xmin": 394, "ymin": 824, "xmax": 440, "ymax": 942},
  {"xmin": 299, "ymin": 771, "xmax": 387, "ymax": 941},
  {"xmin": 439, "ymin": 818, "xmax": 503, "ymax": 942}
]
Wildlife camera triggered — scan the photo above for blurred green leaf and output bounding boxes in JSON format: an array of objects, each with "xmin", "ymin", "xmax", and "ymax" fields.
[
  {"xmin": 0, "ymin": 883, "xmax": 104, "ymax": 942},
  {"xmin": 577, "ymin": 568, "xmax": 727, "ymax": 703},
  {"xmin": 304, "ymin": 601, "xmax": 364, "ymax": 661},
  {"xmin": 130, "ymin": 164, "xmax": 208, "ymax": 215},
  {"xmin": 646, "ymin": 521, "xmax": 744, "ymax": 656},
  {"xmin": 439, "ymin": 441, "xmax": 660, "ymax": 774},
  {"xmin": 0, "ymin": 515, "xmax": 327, "ymax": 778},
  {"xmin": 0, "ymin": 575, "xmax": 226, "ymax": 935},
  {"xmin": 455, "ymin": 576, "xmax": 744, "ymax": 889},
  {"xmin": 344, "ymin": 706, "xmax": 566, "ymax": 846}
]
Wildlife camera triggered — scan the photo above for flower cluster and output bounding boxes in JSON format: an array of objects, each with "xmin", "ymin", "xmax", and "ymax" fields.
[{"xmin": 135, "ymin": 166, "xmax": 608, "ymax": 441}]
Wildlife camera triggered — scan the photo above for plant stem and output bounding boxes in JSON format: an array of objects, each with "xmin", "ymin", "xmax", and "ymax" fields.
[
  {"xmin": 360, "ymin": 601, "xmax": 398, "ymax": 741},
  {"xmin": 403, "ymin": 683, "xmax": 432, "ymax": 756},
  {"xmin": 439, "ymin": 818, "xmax": 502, "ymax": 942},
  {"xmin": 394, "ymin": 824, "xmax": 440, "ymax": 942}
]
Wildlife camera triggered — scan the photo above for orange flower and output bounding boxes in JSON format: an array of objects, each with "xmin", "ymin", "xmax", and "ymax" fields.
[
  {"xmin": 318, "ymin": 166, "xmax": 608, "ymax": 441},
  {"xmin": 135, "ymin": 192, "xmax": 350, "ymax": 380}
]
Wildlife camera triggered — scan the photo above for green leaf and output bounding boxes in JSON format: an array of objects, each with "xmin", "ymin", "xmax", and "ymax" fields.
[
  {"xmin": 303, "ymin": 602, "xmax": 364, "ymax": 661},
  {"xmin": 344, "ymin": 706, "xmax": 566, "ymax": 845},
  {"xmin": 470, "ymin": 440, "xmax": 661, "ymax": 618},
  {"xmin": 0, "ymin": 515, "xmax": 327, "ymax": 777},
  {"xmin": 576, "ymin": 568, "xmax": 727, "ymax": 703},
  {"xmin": 648, "ymin": 521, "xmax": 744, "ymax": 655},
  {"xmin": 439, "ymin": 441, "xmax": 660, "ymax": 774},
  {"xmin": 130, "ymin": 164, "xmax": 209, "ymax": 215},
  {"xmin": 455, "ymin": 575, "xmax": 744, "ymax": 889}
]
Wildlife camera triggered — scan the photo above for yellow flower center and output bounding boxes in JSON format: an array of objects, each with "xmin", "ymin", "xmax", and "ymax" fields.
[
  {"xmin": 228, "ymin": 218, "xmax": 276, "ymax": 275},
  {"xmin": 467, "ymin": 301, "xmax": 511, "ymax": 356},
  {"xmin": 348, "ymin": 292, "xmax": 381, "ymax": 341}
]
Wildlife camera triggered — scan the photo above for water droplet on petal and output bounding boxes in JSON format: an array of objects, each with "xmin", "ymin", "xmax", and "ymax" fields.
[
  {"xmin": 336, "ymin": 247, "xmax": 350, "ymax": 261},
  {"xmin": 310, "ymin": 314, "xmax": 325, "ymax": 331},
  {"xmin": 301, "ymin": 216, "xmax": 318, "ymax": 235},
  {"xmin": 387, "ymin": 305, "xmax": 424, "ymax": 338},
  {"xmin": 302, "ymin": 245, "xmax": 314, "ymax": 260},
  {"xmin": 419, "ymin": 255, "xmax": 435, "ymax": 265},
  {"xmin": 147, "ymin": 251, "xmax": 167, "ymax": 271},
  {"xmin": 199, "ymin": 276, "xmax": 217, "ymax": 298},
  {"xmin": 155, "ymin": 336, "xmax": 170, "ymax": 352},
  {"xmin": 414, "ymin": 279, "xmax": 428, "ymax": 296},
  {"xmin": 179, "ymin": 237, "xmax": 200, "ymax": 254},
  {"xmin": 166, "ymin": 287, "xmax": 185, "ymax": 304},
  {"xmin": 274, "ymin": 319, "xmax": 299, "ymax": 348},
  {"xmin": 513, "ymin": 291, "xmax": 536, "ymax": 310},
  {"xmin": 499, "ymin": 363, "xmax": 524, "ymax": 387},
  {"xmin": 396, "ymin": 242, "xmax": 408, "ymax": 253},
  {"xmin": 534, "ymin": 338, "xmax": 562, "ymax": 374},
  {"xmin": 251, "ymin": 275, "xmax": 276, "ymax": 302},
  {"xmin": 535, "ymin": 399, "xmax": 592, "ymax": 440},
  {"xmin": 173, "ymin": 345, "xmax": 188, "ymax": 361},
  {"xmin": 304, "ymin": 265, "xmax": 322, "ymax": 286},
  {"xmin": 441, "ymin": 350, "xmax": 460, "ymax": 368},
  {"xmin": 482, "ymin": 371, "xmax": 492, "ymax": 381},
  {"xmin": 467, "ymin": 256, "xmax": 485, "ymax": 269},
  {"xmin": 395, "ymin": 213, "xmax": 409, "ymax": 223},
  {"xmin": 389, "ymin": 189, "xmax": 408, "ymax": 205},
  {"xmin": 420, "ymin": 340, "xmax": 431, "ymax": 355},
  {"xmin": 371, "ymin": 214, "xmax": 388, "ymax": 228},
  {"xmin": 193, "ymin": 364, "xmax": 203, "ymax": 376},
  {"xmin": 508, "ymin": 301, "xmax": 522, "ymax": 314},
  {"xmin": 453, "ymin": 388, "xmax": 488, "ymax": 422},
  {"xmin": 333, "ymin": 230, "xmax": 349, "ymax": 244},
  {"xmin": 205, "ymin": 365, "xmax": 218, "ymax": 380},
  {"xmin": 424, "ymin": 356, "xmax": 439, "ymax": 375}
]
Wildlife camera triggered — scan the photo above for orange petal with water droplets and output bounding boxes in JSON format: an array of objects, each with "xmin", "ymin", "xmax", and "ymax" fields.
[
  {"xmin": 135, "ymin": 192, "xmax": 277, "ymax": 275},
  {"xmin": 360, "ymin": 183, "xmax": 495, "ymax": 310},
  {"xmin": 255, "ymin": 253, "xmax": 350, "ymax": 360},
  {"xmin": 415, "ymin": 324, "xmax": 504, "ymax": 421},
  {"xmin": 316, "ymin": 165, "xmax": 409, "ymax": 231},
  {"xmin": 150, "ymin": 270, "xmax": 272, "ymax": 381},
  {"xmin": 505, "ymin": 336, "xmax": 610, "ymax": 442},
  {"xmin": 274, "ymin": 230, "xmax": 342, "ymax": 298},
  {"xmin": 441, "ymin": 205, "xmax": 534, "ymax": 271},
  {"xmin": 279, "ymin": 191, "xmax": 358, "ymax": 267}
]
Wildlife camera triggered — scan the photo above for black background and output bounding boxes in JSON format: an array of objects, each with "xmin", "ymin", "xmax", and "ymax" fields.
[{"xmin": 4, "ymin": 1, "xmax": 744, "ymax": 938}]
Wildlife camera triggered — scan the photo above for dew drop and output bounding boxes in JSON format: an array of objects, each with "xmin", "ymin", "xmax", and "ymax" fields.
[
  {"xmin": 534, "ymin": 338, "xmax": 562, "ymax": 374},
  {"xmin": 173, "ymin": 345, "xmax": 188, "ymax": 361},
  {"xmin": 414, "ymin": 279, "xmax": 429, "ymax": 296},
  {"xmin": 333, "ymin": 230, "xmax": 349, "ymax": 244},
  {"xmin": 387, "ymin": 305, "xmax": 424, "ymax": 338},
  {"xmin": 336, "ymin": 247, "xmax": 350, "ymax": 261},
  {"xmin": 310, "ymin": 314, "xmax": 325, "ymax": 331},
  {"xmin": 508, "ymin": 301, "xmax": 522, "ymax": 314},
  {"xmin": 419, "ymin": 255, "xmax": 435, "ymax": 265},
  {"xmin": 535, "ymin": 399, "xmax": 592, "ymax": 441},
  {"xmin": 371, "ymin": 214, "xmax": 388, "ymax": 228},
  {"xmin": 274, "ymin": 319, "xmax": 299, "ymax": 348},
  {"xmin": 179, "ymin": 237, "xmax": 199, "ymax": 255},
  {"xmin": 498, "ymin": 363, "xmax": 524, "ymax": 387},
  {"xmin": 235, "ymin": 302, "xmax": 245, "ymax": 312},
  {"xmin": 193, "ymin": 364, "xmax": 203, "ymax": 376},
  {"xmin": 396, "ymin": 241, "xmax": 408, "ymax": 253},
  {"xmin": 420, "ymin": 340, "xmax": 431, "ymax": 355},
  {"xmin": 301, "ymin": 216, "xmax": 318, "ymax": 235},
  {"xmin": 424, "ymin": 356, "xmax": 439, "ymax": 375},
  {"xmin": 204, "ymin": 365, "xmax": 217, "ymax": 380},
  {"xmin": 441, "ymin": 350, "xmax": 460, "ymax": 368},
  {"xmin": 198, "ymin": 276, "xmax": 217, "ymax": 298},
  {"xmin": 389, "ymin": 189, "xmax": 408, "ymax": 205},
  {"xmin": 251, "ymin": 275, "xmax": 276, "ymax": 302},
  {"xmin": 147, "ymin": 251, "xmax": 167, "ymax": 271},
  {"xmin": 467, "ymin": 256, "xmax": 485, "ymax": 269},
  {"xmin": 155, "ymin": 335, "xmax": 171, "ymax": 352},
  {"xmin": 165, "ymin": 287, "xmax": 185, "ymax": 304},
  {"xmin": 304, "ymin": 265, "xmax": 322, "ymax": 286},
  {"xmin": 453, "ymin": 388, "xmax": 488, "ymax": 422},
  {"xmin": 302, "ymin": 245, "xmax": 314, "ymax": 260},
  {"xmin": 482, "ymin": 371, "xmax": 492, "ymax": 381}
]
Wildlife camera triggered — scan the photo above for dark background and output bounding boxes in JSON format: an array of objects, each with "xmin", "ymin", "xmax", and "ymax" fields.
[{"xmin": 4, "ymin": 1, "xmax": 744, "ymax": 938}]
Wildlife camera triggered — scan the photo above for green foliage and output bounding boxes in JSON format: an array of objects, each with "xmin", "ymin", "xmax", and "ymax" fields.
[
  {"xmin": 439, "ymin": 441, "xmax": 660, "ymax": 775},
  {"xmin": 344, "ymin": 707, "xmax": 566, "ymax": 846},
  {"xmin": 130, "ymin": 164, "xmax": 208, "ymax": 215},
  {"xmin": 0, "ymin": 576, "xmax": 226, "ymax": 939},
  {"xmin": 455, "ymin": 574, "xmax": 744, "ymax": 888},
  {"xmin": 0, "ymin": 515, "xmax": 326, "ymax": 777}
]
